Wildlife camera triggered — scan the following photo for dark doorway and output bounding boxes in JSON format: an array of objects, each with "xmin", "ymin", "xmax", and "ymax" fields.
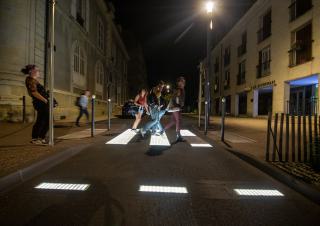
[
  {"xmin": 258, "ymin": 87, "xmax": 273, "ymax": 115},
  {"xmin": 238, "ymin": 92, "xmax": 247, "ymax": 115}
]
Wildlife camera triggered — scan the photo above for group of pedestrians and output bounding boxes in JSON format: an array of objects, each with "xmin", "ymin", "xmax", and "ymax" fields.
[
  {"xmin": 22, "ymin": 64, "xmax": 91, "ymax": 145},
  {"xmin": 131, "ymin": 76, "xmax": 186, "ymax": 144}
]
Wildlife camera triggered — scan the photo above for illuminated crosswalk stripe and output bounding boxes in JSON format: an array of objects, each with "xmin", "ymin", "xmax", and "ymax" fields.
[
  {"xmin": 234, "ymin": 189, "xmax": 284, "ymax": 197},
  {"xmin": 181, "ymin": 129, "xmax": 213, "ymax": 148},
  {"xmin": 150, "ymin": 132, "xmax": 170, "ymax": 146},
  {"xmin": 106, "ymin": 129, "xmax": 138, "ymax": 145},
  {"xmin": 139, "ymin": 185, "xmax": 188, "ymax": 194},
  {"xmin": 35, "ymin": 183, "xmax": 90, "ymax": 191}
]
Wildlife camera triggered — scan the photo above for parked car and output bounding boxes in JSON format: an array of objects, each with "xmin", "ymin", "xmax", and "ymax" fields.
[{"xmin": 122, "ymin": 100, "xmax": 135, "ymax": 118}]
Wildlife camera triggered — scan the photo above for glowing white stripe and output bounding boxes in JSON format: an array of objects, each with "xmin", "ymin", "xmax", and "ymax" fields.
[
  {"xmin": 180, "ymin": 130, "xmax": 196, "ymax": 137},
  {"xmin": 234, "ymin": 189, "xmax": 284, "ymax": 197},
  {"xmin": 190, "ymin": 143, "xmax": 212, "ymax": 147},
  {"xmin": 150, "ymin": 132, "xmax": 170, "ymax": 146},
  {"xmin": 35, "ymin": 183, "xmax": 90, "ymax": 191},
  {"xmin": 106, "ymin": 129, "xmax": 137, "ymax": 145},
  {"xmin": 139, "ymin": 185, "xmax": 188, "ymax": 194}
]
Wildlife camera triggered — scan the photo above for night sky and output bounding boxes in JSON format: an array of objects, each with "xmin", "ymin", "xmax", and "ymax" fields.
[{"xmin": 112, "ymin": 0, "xmax": 255, "ymax": 108}]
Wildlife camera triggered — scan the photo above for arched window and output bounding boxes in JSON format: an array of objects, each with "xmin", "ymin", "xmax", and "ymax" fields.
[
  {"xmin": 72, "ymin": 41, "xmax": 87, "ymax": 88},
  {"xmin": 95, "ymin": 61, "xmax": 104, "ymax": 94}
]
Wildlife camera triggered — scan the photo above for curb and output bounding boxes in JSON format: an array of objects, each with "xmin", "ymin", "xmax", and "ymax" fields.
[
  {"xmin": 0, "ymin": 143, "xmax": 92, "ymax": 194},
  {"xmin": 226, "ymin": 148, "xmax": 320, "ymax": 205}
]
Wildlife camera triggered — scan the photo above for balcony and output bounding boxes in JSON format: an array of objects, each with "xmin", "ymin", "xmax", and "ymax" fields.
[
  {"xmin": 257, "ymin": 26, "xmax": 271, "ymax": 43},
  {"xmin": 237, "ymin": 72, "xmax": 246, "ymax": 85},
  {"xmin": 289, "ymin": 0, "xmax": 313, "ymax": 22},
  {"xmin": 256, "ymin": 61, "xmax": 271, "ymax": 78},
  {"xmin": 237, "ymin": 44, "xmax": 247, "ymax": 57}
]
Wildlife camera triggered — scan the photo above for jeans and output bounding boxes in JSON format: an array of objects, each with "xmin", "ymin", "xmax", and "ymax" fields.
[
  {"xmin": 76, "ymin": 107, "xmax": 89, "ymax": 125},
  {"xmin": 32, "ymin": 105, "xmax": 49, "ymax": 139},
  {"xmin": 143, "ymin": 109, "xmax": 166, "ymax": 133}
]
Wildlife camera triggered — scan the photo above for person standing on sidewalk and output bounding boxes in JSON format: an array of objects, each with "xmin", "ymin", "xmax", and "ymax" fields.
[
  {"xmin": 22, "ymin": 64, "xmax": 50, "ymax": 145},
  {"xmin": 76, "ymin": 90, "xmax": 90, "ymax": 127},
  {"xmin": 162, "ymin": 76, "xmax": 186, "ymax": 144}
]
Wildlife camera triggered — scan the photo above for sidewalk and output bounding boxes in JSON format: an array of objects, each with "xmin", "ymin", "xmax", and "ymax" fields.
[{"xmin": 0, "ymin": 116, "xmax": 120, "ymax": 179}]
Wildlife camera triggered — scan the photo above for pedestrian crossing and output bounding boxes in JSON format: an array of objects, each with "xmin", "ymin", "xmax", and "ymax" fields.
[{"xmin": 106, "ymin": 129, "xmax": 213, "ymax": 148}]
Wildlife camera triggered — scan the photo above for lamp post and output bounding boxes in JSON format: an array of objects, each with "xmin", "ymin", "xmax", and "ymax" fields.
[
  {"xmin": 91, "ymin": 95, "xmax": 96, "ymax": 137},
  {"xmin": 204, "ymin": 1, "xmax": 214, "ymax": 135},
  {"xmin": 48, "ymin": 0, "xmax": 56, "ymax": 146}
]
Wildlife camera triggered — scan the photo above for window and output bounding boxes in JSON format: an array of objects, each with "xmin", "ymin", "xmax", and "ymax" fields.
[
  {"xmin": 224, "ymin": 46, "xmax": 231, "ymax": 67},
  {"xmin": 289, "ymin": 23, "xmax": 312, "ymax": 67},
  {"xmin": 97, "ymin": 17, "xmax": 105, "ymax": 51},
  {"xmin": 71, "ymin": 0, "xmax": 89, "ymax": 30},
  {"xmin": 224, "ymin": 70, "xmax": 230, "ymax": 89},
  {"xmin": 257, "ymin": 9, "xmax": 272, "ymax": 43},
  {"xmin": 237, "ymin": 61, "xmax": 246, "ymax": 85},
  {"xmin": 72, "ymin": 41, "xmax": 87, "ymax": 88},
  {"xmin": 96, "ymin": 62, "xmax": 104, "ymax": 85},
  {"xmin": 289, "ymin": 0, "xmax": 312, "ymax": 22},
  {"xmin": 257, "ymin": 46, "xmax": 271, "ymax": 78},
  {"xmin": 238, "ymin": 31, "xmax": 247, "ymax": 57}
]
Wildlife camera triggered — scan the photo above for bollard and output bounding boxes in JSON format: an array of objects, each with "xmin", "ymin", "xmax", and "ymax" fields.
[
  {"xmin": 108, "ymin": 98, "xmax": 111, "ymax": 131},
  {"xmin": 22, "ymin": 96, "xmax": 26, "ymax": 123},
  {"xmin": 221, "ymin": 97, "xmax": 226, "ymax": 142},
  {"xmin": 91, "ymin": 95, "xmax": 96, "ymax": 137}
]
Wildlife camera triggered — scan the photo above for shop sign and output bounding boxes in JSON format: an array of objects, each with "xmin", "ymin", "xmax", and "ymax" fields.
[{"xmin": 251, "ymin": 80, "xmax": 276, "ymax": 90}]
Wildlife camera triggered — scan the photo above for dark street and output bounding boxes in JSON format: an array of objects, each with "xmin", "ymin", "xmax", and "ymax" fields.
[{"xmin": 1, "ymin": 117, "xmax": 319, "ymax": 226}]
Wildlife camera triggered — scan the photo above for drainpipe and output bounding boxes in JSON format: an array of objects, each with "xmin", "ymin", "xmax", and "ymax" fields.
[{"xmin": 44, "ymin": 0, "xmax": 49, "ymax": 89}]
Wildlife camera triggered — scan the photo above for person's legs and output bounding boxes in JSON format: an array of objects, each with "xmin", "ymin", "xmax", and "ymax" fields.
[
  {"xmin": 32, "ymin": 109, "xmax": 42, "ymax": 139},
  {"xmin": 132, "ymin": 112, "xmax": 142, "ymax": 129},
  {"xmin": 84, "ymin": 108, "xmax": 89, "ymax": 122},
  {"xmin": 164, "ymin": 113, "xmax": 176, "ymax": 130},
  {"xmin": 173, "ymin": 111, "xmax": 184, "ymax": 142},
  {"xmin": 38, "ymin": 106, "xmax": 49, "ymax": 139},
  {"xmin": 76, "ymin": 107, "xmax": 84, "ymax": 126}
]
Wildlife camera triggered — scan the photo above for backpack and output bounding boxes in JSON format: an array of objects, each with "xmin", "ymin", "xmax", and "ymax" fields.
[{"xmin": 75, "ymin": 96, "xmax": 81, "ymax": 107}]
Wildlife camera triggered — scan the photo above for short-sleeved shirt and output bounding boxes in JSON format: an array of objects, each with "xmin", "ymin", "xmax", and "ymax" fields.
[{"xmin": 25, "ymin": 76, "xmax": 48, "ymax": 109}]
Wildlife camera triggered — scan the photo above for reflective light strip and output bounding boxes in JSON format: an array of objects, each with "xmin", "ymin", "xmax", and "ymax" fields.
[
  {"xmin": 139, "ymin": 185, "xmax": 188, "ymax": 194},
  {"xmin": 150, "ymin": 132, "xmax": 170, "ymax": 146},
  {"xmin": 180, "ymin": 130, "xmax": 196, "ymax": 137},
  {"xmin": 190, "ymin": 143, "xmax": 212, "ymax": 147},
  {"xmin": 106, "ymin": 129, "xmax": 137, "ymax": 145},
  {"xmin": 234, "ymin": 189, "xmax": 284, "ymax": 197},
  {"xmin": 35, "ymin": 183, "xmax": 90, "ymax": 191}
]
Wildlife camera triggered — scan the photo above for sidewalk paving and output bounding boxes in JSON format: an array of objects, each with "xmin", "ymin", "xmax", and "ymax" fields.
[{"xmin": 0, "ymin": 116, "xmax": 121, "ymax": 179}]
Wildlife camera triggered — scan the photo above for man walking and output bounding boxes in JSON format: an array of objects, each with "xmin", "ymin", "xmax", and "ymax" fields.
[{"xmin": 76, "ymin": 90, "xmax": 90, "ymax": 127}]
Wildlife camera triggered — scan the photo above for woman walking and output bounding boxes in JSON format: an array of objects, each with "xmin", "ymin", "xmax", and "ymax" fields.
[
  {"xmin": 131, "ymin": 88, "xmax": 149, "ymax": 132},
  {"xmin": 22, "ymin": 65, "xmax": 51, "ymax": 145},
  {"xmin": 163, "ymin": 76, "xmax": 186, "ymax": 143}
]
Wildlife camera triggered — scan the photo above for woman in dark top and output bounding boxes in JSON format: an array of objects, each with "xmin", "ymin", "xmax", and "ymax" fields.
[
  {"xmin": 163, "ymin": 76, "xmax": 186, "ymax": 143},
  {"xmin": 22, "ymin": 64, "xmax": 50, "ymax": 145}
]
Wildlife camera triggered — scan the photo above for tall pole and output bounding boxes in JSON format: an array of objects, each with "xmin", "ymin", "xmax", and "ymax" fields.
[
  {"xmin": 48, "ymin": 0, "xmax": 55, "ymax": 146},
  {"xmin": 198, "ymin": 63, "xmax": 203, "ymax": 129},
  {"xmin": 205, "ymin": 13, "xmax": 213, "ymax": 135}
]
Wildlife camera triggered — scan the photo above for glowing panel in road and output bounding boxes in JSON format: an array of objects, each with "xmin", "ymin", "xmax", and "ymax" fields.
[
  {"xmin": 150, "ymin": 132, "xmax": 170, "ymax": 146},
  {"xmin": 190, "ymin": 143, "xmax": 213, "ymax": 148},
  {"xmin": 35, "ymin": 183, "xmax": 90, "ymax": 191},
  {"xmin": 180, "ymin": 130, "xmax": 196, "ymax": 137},
  {"xmin": 234, "ymin": 189, "xmax": 284, "ymax": 197},
  {"xmin": 139, "ymin": 185, "xmax": 188, "ymax": 194},
  {"xmin": 106, "ymin": 129, "xmax": 137, "ymax": 145}
]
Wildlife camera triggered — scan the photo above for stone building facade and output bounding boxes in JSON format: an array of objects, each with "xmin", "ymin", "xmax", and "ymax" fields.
[
  {"xmin": 0, "ymin": 0, "xmax": 129, "ymax": 122},
  {"xmin": 208, "ymin": 0, "xmax": 320, "ymax": 117}
]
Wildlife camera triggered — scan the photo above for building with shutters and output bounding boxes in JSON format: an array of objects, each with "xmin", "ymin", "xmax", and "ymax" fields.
[
  {"xmin": 0, "ymin": 0, "xmax": 129, "ymax": 122},
  {"xmin": 207, "ymin": 0, "xmax": 319, "ymax": 117}
]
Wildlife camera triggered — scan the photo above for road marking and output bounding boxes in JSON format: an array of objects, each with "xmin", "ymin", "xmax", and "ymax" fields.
[
  {"xmin": 106, "ymin": 129, "xmax": 137, "ymax": 145},
  {"xmin": 139, "ymin": 185, "xmax": 188, "ymax": 194},
  {"xmin": 150, "ymin": 132, "xmax": 170, "ymax": 146},
  {"xmin": 35, "ymin": 183, "xmax": 90, "ymax": 191},
  {"xmin": 181, "ymin": 129, "xmax": 213, "ymax": 148},
  {"xmin": 234, "ymin": 189, "xmax": 284, "ymax": 197}
]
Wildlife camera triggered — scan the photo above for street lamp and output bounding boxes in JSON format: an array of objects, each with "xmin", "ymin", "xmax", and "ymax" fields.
[{"xmin": 204, "ymin": 1, "xmax": 214, "ymax": 135}]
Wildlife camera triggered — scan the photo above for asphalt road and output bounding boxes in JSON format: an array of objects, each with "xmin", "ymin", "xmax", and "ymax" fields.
[{"xmin": 0, "ymin": 117, "xmax": 320, "ymax": 226}]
